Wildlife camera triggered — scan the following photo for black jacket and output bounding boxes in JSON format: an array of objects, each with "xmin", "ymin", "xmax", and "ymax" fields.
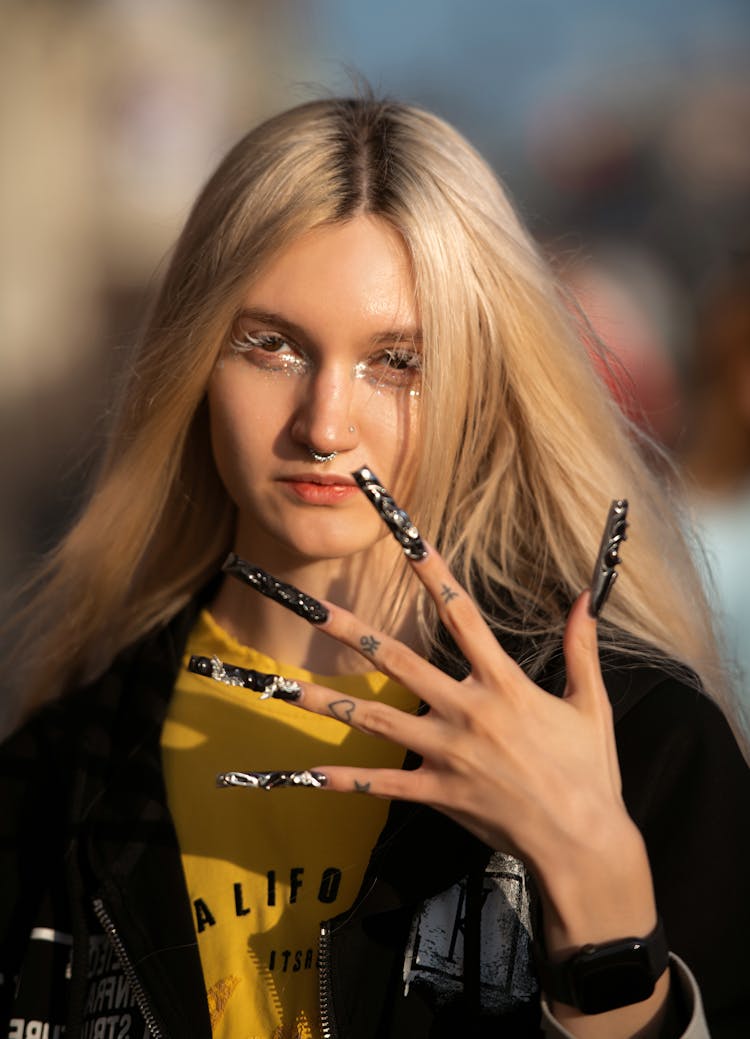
[{"xmin": 2, "ymin": 598, "xmax": 749, "ymax": 1038}]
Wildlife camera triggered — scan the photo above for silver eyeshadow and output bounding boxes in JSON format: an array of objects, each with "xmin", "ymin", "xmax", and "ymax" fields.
[{"xmin": 228, "ymin": 331, "xmax": 421, "ymax": 394}]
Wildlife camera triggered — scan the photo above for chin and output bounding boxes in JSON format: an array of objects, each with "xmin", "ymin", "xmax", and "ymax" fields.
[
  {"xmin": 240, "ymin": 511, "xmax": 385, "ymax": 567},
  {"xmin": 283, "ymin": 530, "xmax": 382, "ymax": 564}
]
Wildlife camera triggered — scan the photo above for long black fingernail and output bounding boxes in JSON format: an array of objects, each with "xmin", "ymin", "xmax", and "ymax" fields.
[
  {"xmin": 352, "ymin": 467, "xmax": 427, "ymax": 561},
  {"xmin": 188, "ymin": 655, "xmax": 303, "ymax": 700},
  {"xmin": 222, "ymin": 554, "xmax": 329, "ymax": 624},
  {"xmin": 589, "ymin": 499, "xmax": 628, "ymax": 618},
  {"xmin": 216, "ymin": 770, "xmax": 328, "ymax": 790}
]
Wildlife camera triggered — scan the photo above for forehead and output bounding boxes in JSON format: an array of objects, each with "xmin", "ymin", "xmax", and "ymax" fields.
[{"xmin": 241, "ymin": 216, "xmax": 419, "ymax": 336}]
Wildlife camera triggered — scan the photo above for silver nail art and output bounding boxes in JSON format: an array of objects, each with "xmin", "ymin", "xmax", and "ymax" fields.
[
  {"xmin": 222, "ymin": 554, "xmax": 329, "ymax": 624},
  {"xmin": 188, "ymin": 654, "xmax": 302, "ymax": 700},
  {"xmin": 352, "ymin": 467, "xmax": 427, "ymax": 561},
  {"xmin": 216, "ymin": 769, "xmax": 328, "ymax": 790},
  {"xmin": 589, "ymin": 499, "xmax": 629, "ymax": 617}
]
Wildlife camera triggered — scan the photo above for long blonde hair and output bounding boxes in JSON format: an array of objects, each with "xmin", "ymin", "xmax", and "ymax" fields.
[{"xmin": 3, "ymin": 96, "xmax": 733, "ymax": 736}]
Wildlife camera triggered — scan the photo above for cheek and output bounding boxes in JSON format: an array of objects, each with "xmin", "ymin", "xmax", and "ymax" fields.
[
  {"xmin": 358, "ymin": 387, "xmax": 419, "ymax": 451},
  {"xmin": 207, "ymin": 376, "xmax": 284, "ymax": 489}
]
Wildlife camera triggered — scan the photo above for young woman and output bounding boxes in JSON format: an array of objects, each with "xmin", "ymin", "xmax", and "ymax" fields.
[{"xmin": 1, "ymin": 97, "xmax": 748, "ymax": 1039}]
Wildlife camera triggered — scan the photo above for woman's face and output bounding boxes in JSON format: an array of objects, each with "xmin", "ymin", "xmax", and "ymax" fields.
[{"xmin": 208, "ymin": 215, "xmax": 421, "ymax": 568}]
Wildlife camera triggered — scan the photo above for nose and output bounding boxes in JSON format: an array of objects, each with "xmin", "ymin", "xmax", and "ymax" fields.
[{"xmin": 289, "ymin": 363, "xmax": 359, "ymax": 457}]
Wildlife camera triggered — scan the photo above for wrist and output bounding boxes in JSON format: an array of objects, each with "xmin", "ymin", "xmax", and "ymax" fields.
[
  {"xmin": 535, "ymin": 916, "xmax": 669, "ymax": 1016},
  {"xmin": 532, "ymin": 815, "xmax": 658, "ymax": 954}
]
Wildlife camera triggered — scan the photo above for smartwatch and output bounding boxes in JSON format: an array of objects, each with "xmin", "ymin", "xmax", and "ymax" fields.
[{"xmin": 535, "ymin": 917, "xmax": 669, "ymax": 1015}]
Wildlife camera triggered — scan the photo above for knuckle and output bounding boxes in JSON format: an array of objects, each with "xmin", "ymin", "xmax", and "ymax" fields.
[
  {"xmin": 358, "ymin": 702, "xmax": 397, "ymax": 740},
  {"xmin": 374, "ymin": 771, "xmax": 413, "ymax": 801},
  {"xmin": 441, "ymin": 731, "xmax": 476, "ymax": 773},
  {"xmin": 373, "ymin": 637, "xmax": 408, "ymax": 676},
  {"xmin": 401, "ymin": 768, "xmax": 436, "ymax": 805}
]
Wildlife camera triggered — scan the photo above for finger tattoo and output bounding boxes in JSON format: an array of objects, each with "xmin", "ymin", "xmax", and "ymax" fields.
[
  {"xmin": 328, "ymin": 699, "xmax": 356, "ymax": 722},
  {"xmin": 440, "ymin": 583, "xmax": 459, "ymax": 603},
  {"xmin": 354, "ymin": 780, "xmax": 371, "ymax": 793},
  {"xmin": 359, "ymin": 634, "xmax": 381, "ymax": 656}
]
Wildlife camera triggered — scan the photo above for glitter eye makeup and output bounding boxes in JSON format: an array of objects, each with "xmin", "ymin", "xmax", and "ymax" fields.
[
  {"xmin": 229, "ymin": 330, "xmax": 310, "ymax": 377},
  {"xmin": 225, "ymin": 306, "xmax": 422, "ymax": 395},
  {"xmin": 353, "ymin": 346, "xmax": 422, "ymax": 395}
]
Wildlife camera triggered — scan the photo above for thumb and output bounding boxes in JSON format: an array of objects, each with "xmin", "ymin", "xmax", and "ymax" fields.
[{"xmin": 562, "ymin": 590, "xmax": 604, "ymax": 703}]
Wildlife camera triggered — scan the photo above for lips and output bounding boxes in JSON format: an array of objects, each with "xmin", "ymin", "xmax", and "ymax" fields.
[
  {"xmin": 280, "ymin": 473, "xmax": 359, "ymax": 505},
  {"xmin": 283, "ymin": 472, "xmax": 357, "ymax": 486}
]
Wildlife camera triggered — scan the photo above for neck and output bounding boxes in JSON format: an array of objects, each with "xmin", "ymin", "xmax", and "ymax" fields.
[{"xmin": 208, "ymin": 535, "xmax": 420, "ymax": 675}]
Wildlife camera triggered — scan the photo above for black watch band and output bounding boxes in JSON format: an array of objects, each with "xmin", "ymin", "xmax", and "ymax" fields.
[{"xmin": 535, "ymin": 916, "xmax": 669, "ymax": 1015}]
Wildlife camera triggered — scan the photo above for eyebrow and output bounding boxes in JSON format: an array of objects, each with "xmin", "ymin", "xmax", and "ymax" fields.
[{"xmin": 235, "ymin": 308, "xmax": 423, "ymax": 346}]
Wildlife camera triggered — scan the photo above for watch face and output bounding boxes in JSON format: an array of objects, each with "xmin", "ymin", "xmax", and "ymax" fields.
[{"xmin": 574, "ymin": 944, "xmax": 657, "ymax": 1015}]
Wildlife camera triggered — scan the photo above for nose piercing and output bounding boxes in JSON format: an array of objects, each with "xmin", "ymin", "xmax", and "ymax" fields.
[
  {"xmin": 348, "ymin": 425, "xmax": 356, "ymax": 433},
  {"xmin": 308, "ymin": 447, "xmax": 338, "ymax": 463}
]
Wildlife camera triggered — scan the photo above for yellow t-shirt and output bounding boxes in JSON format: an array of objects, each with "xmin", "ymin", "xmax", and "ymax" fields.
[{"xmin": 161, "ymin": 609, "xmax": 418, "ymax": 1039}]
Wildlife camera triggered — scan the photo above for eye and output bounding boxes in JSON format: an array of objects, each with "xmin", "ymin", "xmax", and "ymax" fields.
[
  {"xmin": 228, "ymin": 328, "xmax": 309, "ymax": 376},
  {"xmin": 360, "ymin": 346, "xmax": 422, "ymax": 390},
  {"xmin": 230, "ymin": 330, "xmax": 292, "ymax": 355},
  {"xmin": 381, "ymin": 348, "xmax": 421, "ymax": 372}
]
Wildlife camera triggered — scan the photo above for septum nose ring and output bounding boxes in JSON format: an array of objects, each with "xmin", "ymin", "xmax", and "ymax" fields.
[
  {"xmin": 307, "ymin": 426, "xmax": 355, "ymax": 464},
  {"xmin": 308, "ymin": 448, "xmax": 338, "ymax": 463}
]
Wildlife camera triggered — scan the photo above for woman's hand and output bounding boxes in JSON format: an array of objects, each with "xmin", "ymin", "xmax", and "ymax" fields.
[
  {"xmin": 282, "ymin": 544, "xmax": 653, "ymax": 922},
  {"xmin": 293, "ymin": 548, "xmax": 615, "ymax": 851},
  {"xmin": 220, "ymin": 472, "xmax": 672, "ymax": 1036},
  {"xmin": 273, "ymin": 543, "xmax": 672, "ymax": 1036}
]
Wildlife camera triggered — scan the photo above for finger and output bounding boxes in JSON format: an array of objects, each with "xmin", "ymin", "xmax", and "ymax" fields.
[
  {"xmin": 312, "ymin": 599, "xmax": 465, "ymax": 713},
  {"xmin": 563, "ymin": 591, "xmax": 621, "ymax": 786},
  {"xmin": 221, "ymin": 553, "xmax": 461, "ymax": 707},
  {"xmin": 406, "ymin": 541, "xmax": 519, "ymax": 682},
  {"xmin": 189, "ymin": 652, "xmax": 453, "ymax": 758},
  {"xmin": 562, "ymin": 591, "xmax": 605, "ymax": 705},
  {"xmin": 275, "ymin": 677, "xmax": 439, "ymax": 758},
  {"xmin": 307, "ymin": 764, "xmax": 441, "ymax": 804},
  {"xmin": 352, "ymin": 467, "xmax": 518, "ymax": 682}
]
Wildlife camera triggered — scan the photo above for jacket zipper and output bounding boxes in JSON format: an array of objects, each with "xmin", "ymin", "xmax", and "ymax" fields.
[
  {"xmin": 91, "ymin": 897, "xmax": 164, "ymax": 1039},
  {"xmin": 318, "ymin": 921, "xmax": 338, "ymax": 1039}
]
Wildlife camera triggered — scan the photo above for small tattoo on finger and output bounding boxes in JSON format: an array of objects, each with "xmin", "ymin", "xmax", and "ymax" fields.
[
  {"xmin": 354, "ymin": 780, "xmax": 371, "ymax": 793},
  {"xmin": 328, "ymin": 699, "xmax": 356, "ymax": 722},
  {"xmin": 360, "ymin": 634, "xmax": 381, "ymax": 656},
  {"xmin": 440, "ymin": 583, "xmax": 459, "ymax": 603}
]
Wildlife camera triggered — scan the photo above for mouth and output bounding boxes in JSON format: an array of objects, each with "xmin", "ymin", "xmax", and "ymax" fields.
[
  {"xmin": 280, "ymin": 473, "xmax": 360, "ymax": 504},
  {"xmin": 282, "ymin": 472, "xmax": 357, "ymax": 486}
]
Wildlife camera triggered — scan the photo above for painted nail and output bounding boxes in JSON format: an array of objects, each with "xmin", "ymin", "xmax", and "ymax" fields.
[
  {"xmin": 188, "ymin": 654, "xmax": 302, "ymax": 700},
  {"xmin": 216, "ymin": 769, "xmax": 328, "ymax": 790},
  {"xmin": 589, "ymin": 499, "xmax": 629, "ymax": 618},
  {"xmin": 222, "ymin": 554, "xmax": 329, "ymax": 624},
  {"xmin": 352, "ymin": 467, "xmax": 427, "ymax": 561}
]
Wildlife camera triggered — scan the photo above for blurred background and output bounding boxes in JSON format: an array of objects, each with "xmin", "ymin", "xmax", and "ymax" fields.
[{"xmin": 1, "ymin": 0, "xmax": 749, "ymax": 714}]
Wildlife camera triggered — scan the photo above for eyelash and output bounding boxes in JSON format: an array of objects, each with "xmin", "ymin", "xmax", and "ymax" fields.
[
  {"xmin": 227, "ymin": 329, "xmax": 422, "ymax": 390},
  {"xmin": 229, "ymin": 331, "xmax": 308, "ymax": 376}
]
